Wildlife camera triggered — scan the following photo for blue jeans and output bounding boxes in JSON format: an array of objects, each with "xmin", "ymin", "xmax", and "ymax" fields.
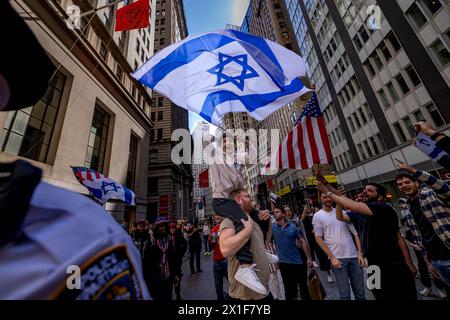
[
  {"xmin": 432, "ymin": 259, "xmax": 450, "ymax": 288},
  {"xmin": 213, "ymin": 259, "xmax": 228, "ymax": 300},
  {"xmin": 331, "ymin": 257, "xmax": 365, "ymax": 300}
]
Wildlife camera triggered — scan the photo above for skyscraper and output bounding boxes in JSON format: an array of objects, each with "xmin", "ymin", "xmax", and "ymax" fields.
[
  {"xmin": 285, "ymin": 0, "xmax": 449, "ymax": 194},
  {"xmin": 192, "ymin": 121, "xmax": 212, "ymax": 219},
  {"xmin": 147, "ymin": 0, "xmax": 193, "ymax": 221}
]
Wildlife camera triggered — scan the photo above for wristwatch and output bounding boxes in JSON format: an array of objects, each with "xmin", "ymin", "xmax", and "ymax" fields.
[{"xmin": 326, "ymin": 191, "xmax": 333, "ymax": 197}]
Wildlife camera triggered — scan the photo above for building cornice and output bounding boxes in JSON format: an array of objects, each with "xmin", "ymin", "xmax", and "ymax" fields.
[{"xmin": 24, "ymin": 0, "xmax": 153, "ymax": 131}]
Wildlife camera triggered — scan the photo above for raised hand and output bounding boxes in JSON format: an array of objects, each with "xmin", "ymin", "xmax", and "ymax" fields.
[{"xmin": 413, "ymin": 121, "xmax": 436, "ymax": 136}]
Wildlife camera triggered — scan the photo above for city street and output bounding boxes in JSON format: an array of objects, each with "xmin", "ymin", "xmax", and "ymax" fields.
[{"xmin": 178, "ymin": 248, "xmax": 440, "ymax": 301}]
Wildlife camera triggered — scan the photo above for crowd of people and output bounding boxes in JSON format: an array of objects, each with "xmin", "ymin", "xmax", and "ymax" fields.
[{"xmin": 123, "ymin": 122, "xmax": 449, "ymax": 301}]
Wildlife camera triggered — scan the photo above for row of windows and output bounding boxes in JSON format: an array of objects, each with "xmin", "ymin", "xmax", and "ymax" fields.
[
  {"xmin": 376, "ymin": 65, "xmax": 422, "ymax": 109},
  {"xmin": 329, "ymin": 125, "xmax": 344, "ymax": 147},
  {"xmin": 334, "ymin": 150, "xmax": 353, "ymax": 172},
  {"xmin": 362, "ymin": 33, "xmax": 402, "ymax": 77},
  {"xmin": 330, "ymin": 53, "xmax": 350, "ymax": 83},
  {"xmin": 346, "ymin": 103, "xmax": 373, "ymax": 133},
  {"xmin": 405, "ymin": 1, "xmax": 449, "ymax": 67},
  {"xmin": 337, "ymin": 76, "xmax": 361, "ymax": 107},
  {"xmin": 392, "ymin": 103, "xmax": 445, "ymax": 144},
  {"xmin": 357, "ymin": 134, "xmax": 385, "ymax": 161},
  {"xmin": 150, "ymin": 111, "xmax": 164, "ymax": 122},
  {"xmin": 323, "ymin": 103, "xmax": 337, "ymax": 124},
  {"xmin": 150, "ymin": 128, "xmax": 164, "ymax": 142}
]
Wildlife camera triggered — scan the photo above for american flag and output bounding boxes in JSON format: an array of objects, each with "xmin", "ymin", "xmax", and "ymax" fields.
[{"xmin": 261, "ymin": 93, "xmax": 332, "ymax": 174}]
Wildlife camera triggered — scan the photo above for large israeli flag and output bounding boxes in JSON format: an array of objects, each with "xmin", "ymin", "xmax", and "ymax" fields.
[{"xmin": 132, "ymin": 29, "xmax": 311, "ymax": 125}]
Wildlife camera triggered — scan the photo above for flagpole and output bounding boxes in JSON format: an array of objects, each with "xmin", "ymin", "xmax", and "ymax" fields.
[{"xmin": 78, "ymin": 0, "xmax": 126, "ymax": 18}]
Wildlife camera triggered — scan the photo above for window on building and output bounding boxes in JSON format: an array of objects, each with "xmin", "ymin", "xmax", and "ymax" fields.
[
  {"xmin": 150, "ymin": 129, "xmax": 155, "ymax": 142},
  {"xmin": 359, "ymin": 108, "xmax": 368, "ymax": 124},
  {"xmin": 403, "ymin": 117, "xmax": 414, "ymax": 137},
  {"xmin": 353, "ymin": 35, "xmax": 363, "ymax": 50},
  {"xmin": 0, "ymin": 71, "xmax": 67, "ymax": 164},
  {"xmin": 426, "ymin": 103, "xmax": 444, "ymax": 127},
  {"xmin": 136, "ymin": 40, "xmax": 140, "ymax": 52},
  {"xmin": 115, "ymin": 65, "xmax": 122, "ymax": 80},
  {"xmin": 405, "ymin": 65, "xmax": 421, "ymax": 87},
  {"xmin": 364, "ymin": 60, "xmax": 376, "ymax": 77},
  {"xmin": 386, "ymin": 82, "xmax": 400, "ymax": 102},
  {"xmin": 393, "ymin": 122, "xmax": 407, "ymax": 143},
  {"xmin": 126, "ymin": 134, "xmax": 138, "ymax": 189},
  {"xmin": 421, "ymin": 0, "xmax": 443, "ymax": 15},
  {"xmin": 161, "ymin": 18, "xmax": 165, "ymax": 25},
  {"xmin": 358, "ymin": 26, "xmax": 369, "ymax": 43},
  {"xmin": 353, "ymin": 113, "xmax": 361, "ymax": 128},
  {"xmin": 358, "ymin": 144, "xmax": 366, "ymax": 160},
  {"xmin": 371, "ymin": 52, "xmax": 383, "ymax": 71},
  {"xmin": 379, "ymin": 43, "xmax": 392, "ymax": 62},
  {"xmin": 369, "ymin": 137, "xmax": 380, "ymax": 154},
  {"xmin": 347, "ymin": 117, "xmax": 356, "ymax": 132},
  {"xmin": 378, "ymin": 88, "xmax": 390, "ymax": 108},
  {"xmin": 430, "ymin": 38, "xmax": 450, "ymax": 66},
  {"xmin": 395, "ymin": 73, "xmax": 410, "ymax": 94},
  {"xmin": 99, "ymin": 42, "xmax": 108, "ymax": 60},
  {"xmin": 413, "ymin": 110, "xmax": 425, "ymax": 122},
  {"xmin": 151, "ymin": 112, "xmax": 155, "ymax": 121},
  {"xmin": 387, "ymin": 32, "xmax": 401, "ymax": 52},
  {"xmin": 157, "ymin": 128, "xmax": 163, "ymax": 141},
  {"xmin": 363, "ymin": 103, "xmax": 373, "ymax": 120},
  {"xmin": 85, "ymin": 104, "xmax": 110, "ymax": 173},
  {"xmin": 157, "ymin": 111, "xmax": 163, "ymax": 121},
  {"xmin": 363, "ymin": 140, "xmax": 373, "ymax": 157},
  {"xmin": 406, "ymin": 3, "xmax": 427, "ymax": 29},
  {"xmin": 158, "ymin": 97, "xmax": 163, "ymax": 107},
  {"xmin": 160, "ymin": 38, "xmax": 165, "ymax": 45},
  {"xmin": 148, "ymin": 177, "xmax": 158, "ymax": 194},
  {"xmin": 376, "ymin": 133, "xmax": 386, "ymax": 151}
]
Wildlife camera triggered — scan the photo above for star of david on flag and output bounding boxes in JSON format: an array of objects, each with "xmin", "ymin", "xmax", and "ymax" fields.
[
  {"xmin": 71, "ymin": 166, "xmax": 135, "ymax": 205},
  {"xmin": 132, "ymin": 29, "xmax": 311, "ymax": 125}
]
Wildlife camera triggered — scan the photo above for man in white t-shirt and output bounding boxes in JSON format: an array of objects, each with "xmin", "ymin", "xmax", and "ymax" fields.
[{"xmin": 312, "ymin": 192, "xmax": 366, "ymax": 300}]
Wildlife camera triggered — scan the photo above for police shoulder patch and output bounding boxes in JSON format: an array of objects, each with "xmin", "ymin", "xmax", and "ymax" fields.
[{"xmin": 54, "ymin": 245, "xmax": 144, "ymax": 300}]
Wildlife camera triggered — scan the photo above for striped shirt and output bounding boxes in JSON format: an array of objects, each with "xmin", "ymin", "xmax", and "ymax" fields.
[{"xmin": 402, "ymin": 170, "xmax": 450, "ymax": 258}]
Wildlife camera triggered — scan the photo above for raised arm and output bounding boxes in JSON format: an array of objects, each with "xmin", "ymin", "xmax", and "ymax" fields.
[
  {"xmin": 317, "ymin": 181, "xmax": 373, "ymax": 215},
  {"xmin": 398, "ymin": 161, "xmax": 450, "ymax": 199},
  {"xmin": 336, "ymin": 203, "xmax": 351, "ymax": 222}
]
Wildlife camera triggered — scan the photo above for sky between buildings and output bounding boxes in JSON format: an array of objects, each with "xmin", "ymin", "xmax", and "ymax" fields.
[{"xmin": 183, "ymin": 0, "xmax": 250, "ymax": 132}]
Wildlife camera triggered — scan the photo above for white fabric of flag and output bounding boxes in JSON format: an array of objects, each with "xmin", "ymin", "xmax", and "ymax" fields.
[{"xmin": 132, "ymin": 29, "xmax": 310, "ymax": 125}]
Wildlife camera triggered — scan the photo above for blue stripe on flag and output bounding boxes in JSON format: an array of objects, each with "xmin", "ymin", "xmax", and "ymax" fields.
[
  {"xmin": 199, "ymin": 78, "xmax": 304, "ymax": 123},
  {"xmin": 124, "ymin": 187, "xmax": 133, "ymax": 205},
  {"xmin": 138, "ymin": 34, "xmax": 235, "ymax": 88},
  {"xmin": 228, "ymin": 30, "xmax": 286, "ymax": 88}
]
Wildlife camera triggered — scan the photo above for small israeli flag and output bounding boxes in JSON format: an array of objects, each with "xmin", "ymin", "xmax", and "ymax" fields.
[{"xmin": 132, "ymin": 29, "xmax": 311, "ymax": 125}]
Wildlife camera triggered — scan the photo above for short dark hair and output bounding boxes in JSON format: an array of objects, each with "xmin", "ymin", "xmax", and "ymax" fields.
[
  {"xmin": 395, "ymin": 173, "xmax": 417, "ymax": 183},
  {"xmin": 367, "ymin": 183, "xmax": 387, "ymax": 200},
  {"xmin": 274, "ymin": 207, "xmax": 285, "ymax": 214}
]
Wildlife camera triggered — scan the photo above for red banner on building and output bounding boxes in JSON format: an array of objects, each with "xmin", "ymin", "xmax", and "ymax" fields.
[
  {"xmin": 199, "ymin": 169, "xmax": 209, "ymax": 188},
  {"xmin": 267, "ymin": 178, "xmax": 274, "ymax": 190},
  {"xmin": 115, "ymin": 0, "xmax": 150, "ymax": 32},
  {"xmin": 159, "ymin": 195, "xmax": 169, "ymax": 215}
]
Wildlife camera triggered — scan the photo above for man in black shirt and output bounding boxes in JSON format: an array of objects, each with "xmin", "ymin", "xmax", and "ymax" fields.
[{"xmin": 318, "ymin": 180, "xmax": 418, "ymax": 300}]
